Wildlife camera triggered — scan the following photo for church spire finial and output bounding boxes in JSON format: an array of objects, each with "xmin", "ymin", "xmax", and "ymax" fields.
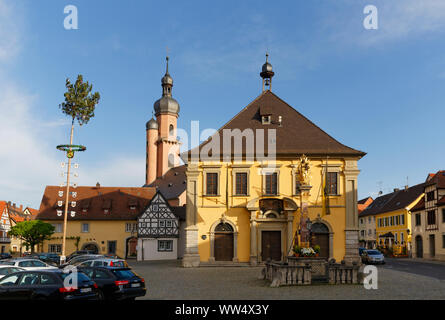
[
  {"xmin": 166, "ymin": 55, "xmax": 169, "ymax": 74},
  {"xmin": 260, "ymin": 52, "xmax": 274, "ymax": 92}
]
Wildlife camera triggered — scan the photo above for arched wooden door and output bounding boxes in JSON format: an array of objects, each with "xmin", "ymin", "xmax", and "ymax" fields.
[
  {"xmin": 415, "ymin": 235, "xmax": 423, "ymax": 258},
  {"xmin": 311, "ymin": 223, "xmax": 330, "ymax": 258},
  {"xmin": 214, "ymin": 223, "xmax": 234, "ymax": 261},
  {"xmin": 126, "ymin": 237, "xmax": 137, "ymax": 258}
]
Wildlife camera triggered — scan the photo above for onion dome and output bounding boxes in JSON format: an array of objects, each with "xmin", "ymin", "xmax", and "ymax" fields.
[
  {"xmin": 260, "ymin": 53, "xmax": 274, "ymax": 79},
  {"xmin": 146, "ymin": 117, "xmax": 159, "ymax": 130},
  {"xmin": 153, "ymin": 56, "xmax": 180, "ymax": 116}
]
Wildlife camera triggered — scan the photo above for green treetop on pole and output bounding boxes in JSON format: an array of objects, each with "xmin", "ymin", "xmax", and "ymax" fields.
[
  {"xmin": 60, "ymin": 74, "xmax": 101, "ymax": 126},
  {"xmin": 57, "ymin": 74, "xmax": 100, "ymax": 262}
]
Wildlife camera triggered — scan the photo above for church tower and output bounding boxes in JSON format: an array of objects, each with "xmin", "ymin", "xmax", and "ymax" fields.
[{"xmin": 145, "ymin": 56, "xmax": 181, "ymax": 185}]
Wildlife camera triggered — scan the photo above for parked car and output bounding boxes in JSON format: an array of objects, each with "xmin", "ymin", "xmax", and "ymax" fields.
[
  {"xmin": 76, "ymin": 258, "xmax": 129, "ymax": 268},
  {"xmin": 66, "ymin": 251, "xmax": 96, "ymax": 262},
  {"xmin": 0, "ymin": 269, "xmax": 98, "ymax": 300},
  {"xmin": 0, "ymin": 253, "xmax": 12, "ymax": 260},
  {"xmin": 0, "ymin": 266, "xmax": 25, "ymax": 279},
  {"xmin": 359, "ymin": 247, "xmax": 366, "ymax": 256},
  {"xmin": 61, "ymin": 255, "xmax": 104, "ymax": 268},
  {"xmin": 27, "ymin": 253, "xmax": 60, "ymax": 266},
  {"xmin": 361, "ymin": 249, "xmax": 385, "ymax": 264},
  {"xmin": 79, "ymin": 266, "xmax": 146, "ymax": 300},
  {"xmin": 0, "ymin": 259, "xmax": 58, "ymax": 270}
]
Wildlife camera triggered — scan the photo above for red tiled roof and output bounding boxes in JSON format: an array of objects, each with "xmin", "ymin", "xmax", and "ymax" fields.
[
  {"xmin": 37, "ymin": 186, "xmax": 157, "ymax": 221},
  {"xmin": 0, "ymin": 202, "xmax": 6, "ymax": 216}
]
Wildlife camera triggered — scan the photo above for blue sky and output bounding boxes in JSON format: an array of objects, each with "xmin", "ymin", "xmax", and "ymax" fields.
[{"xmin": 1, "ymin": 0, "xmax": 445, "ymax": 208}]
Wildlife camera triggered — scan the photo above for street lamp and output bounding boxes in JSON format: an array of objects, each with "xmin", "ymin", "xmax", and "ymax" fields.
[{"xmin": 56, "ymin": 144, "xmax": 86, "ymax": 264}]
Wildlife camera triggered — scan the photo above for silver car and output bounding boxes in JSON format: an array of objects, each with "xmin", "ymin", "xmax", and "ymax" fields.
[{"xmin": 361, "ymin": 249, "xmax": 385, "ymax": 264}]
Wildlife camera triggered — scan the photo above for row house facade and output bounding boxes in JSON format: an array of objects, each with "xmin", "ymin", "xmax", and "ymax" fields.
[
  {"xmin": 411, "ymin": 171, "xmax": 445, "ymax": 261},
  {"xmin": 359, "ymin": 183, "xmax": 424, "ymax": 256}
]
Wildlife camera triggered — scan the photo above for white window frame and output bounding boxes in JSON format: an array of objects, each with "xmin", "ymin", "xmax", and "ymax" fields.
[
  {"xmin": 81, "ymin": 223, "xmax": 89, "ymax": 233},
  {"xmin": 158, "ymin": 240, "xmax": 173, "ymax": 252}
]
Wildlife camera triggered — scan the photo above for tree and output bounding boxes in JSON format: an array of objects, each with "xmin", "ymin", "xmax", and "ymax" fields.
[
  {"xmin": 59, "ymin": 74, "xmax": 101, "ymax": 126},
  {"xmin": 58, "ymin": 74, "xmax": 100, "ymax": 259},
  {"xmin": 9, "ymin": 220, "xmax": 55, "ymax": 253}
]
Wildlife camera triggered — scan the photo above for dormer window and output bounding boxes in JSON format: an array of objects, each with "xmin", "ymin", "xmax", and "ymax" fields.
[
  {"xmin": 259, "ymin": 105, "xmax": 273, "ymax": 125},
  {"xmin": 262, "ymin": 115, "xmax": 271, "ymax": 125}
]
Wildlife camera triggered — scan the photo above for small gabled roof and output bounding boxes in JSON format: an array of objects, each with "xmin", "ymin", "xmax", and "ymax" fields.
[
  {"xmin": 358, "ymin": 197, "xmax": 373, "ymax": 205},
  {"xmin": 183, "ymin": 90, "xmax": 366, "ymax": 161},
  {"xmin": 139, "ymin": 191, "xmax": 186, "ymax": 221}
]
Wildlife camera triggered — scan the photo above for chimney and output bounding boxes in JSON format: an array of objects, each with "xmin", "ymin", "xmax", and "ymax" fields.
[
  {"xmin": 13, "ymin": 203, "xmax": 16, "ymax": 208},
  {"xmin": 96, "ymin": 182, "xmax": 100, "ymax": 188},
  {"xmin": 20, "ymin": 205, "xmax": 23, "ymax": 211},
  {"xmin": 404, "ymin": 185, "xmax": 408, "ymax": 191},
  {"xmin": 394, "ymin": 188, "xmax": 400, "ymax": 192}
]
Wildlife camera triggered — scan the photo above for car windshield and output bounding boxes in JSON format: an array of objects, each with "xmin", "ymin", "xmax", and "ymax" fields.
[
  {"xmin": 111, "ymin": 269, "xmax": 137, "ymax": 280},
  {"xmin": 0, "ymin": 261, "xmax": 14, "ymax": 266},
  {"xmin": 367, "ymin": 250, "xmax": 381, "ymax": 255}
]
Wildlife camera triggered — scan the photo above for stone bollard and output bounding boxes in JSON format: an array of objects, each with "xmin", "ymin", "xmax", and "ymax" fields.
[
  {"xmin": 357, "ymin": 263, "xmax": 366, "ymax": 284},
  {"xmin": 352, "ymin": 261, "xmax": 358, "ymax": 284},
  {"xmin": 270, "ymin": 268, "xmax": 282, "ymax": 287},
  {"xmin": 304, "ymin": 263, "xmax": 312, "ymax": 285}
]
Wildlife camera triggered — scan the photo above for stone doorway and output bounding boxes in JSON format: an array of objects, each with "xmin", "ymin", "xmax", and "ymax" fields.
[
  {"xmin": 311, "ymin": 222, "xmax": 330, "ymax": 258},
  {"xmin": 261, "ymin": 231, "xmax": 281, "ymax": 261}
]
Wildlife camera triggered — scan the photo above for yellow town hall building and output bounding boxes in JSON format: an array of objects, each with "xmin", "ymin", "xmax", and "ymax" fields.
[{"xmin": 181, "ymin": 56, "xmax": 366, "ymax": 267}]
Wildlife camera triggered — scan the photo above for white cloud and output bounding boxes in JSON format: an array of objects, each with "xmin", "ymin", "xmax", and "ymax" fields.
[{"xmin": 0, "ymin": 0, "xmax": 22, "ymax": 63}]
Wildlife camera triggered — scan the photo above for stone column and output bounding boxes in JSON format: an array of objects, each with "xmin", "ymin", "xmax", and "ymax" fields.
[
  {"xmin": 343, "ymin": 159, "xmax": 361, "ymax": 265},
  {"xmin": 182, "ymin": 164, "xmax": 201, "ymax": 267},
  {"xmin": 249, "ymin": 211, "xmax": 257, "ymax": 266},
  {"xmin": 287, "ymin": 211, "xmax": 294, "ymax": 259}
]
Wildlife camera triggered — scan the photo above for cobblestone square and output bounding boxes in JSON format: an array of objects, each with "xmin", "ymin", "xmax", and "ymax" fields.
[{"xmin": 128, "ymin": 259, "xmax": 445, "ymax": 300}]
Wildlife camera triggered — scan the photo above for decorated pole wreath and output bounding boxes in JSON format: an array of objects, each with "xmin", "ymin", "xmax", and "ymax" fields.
[{"xmin": 57, "ymin": 74, "xmax": 100, "ymax": 263}]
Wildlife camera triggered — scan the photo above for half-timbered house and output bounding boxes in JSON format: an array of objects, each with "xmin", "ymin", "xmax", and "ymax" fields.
[{"xmin": 137, "ymin": 191, "xmax": 185, "ymax": 261}]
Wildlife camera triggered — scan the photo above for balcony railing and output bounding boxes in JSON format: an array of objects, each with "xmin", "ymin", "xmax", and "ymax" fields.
[{"xmin": 0, "ymin": 237, "xmax": 11, "ymax": 243}]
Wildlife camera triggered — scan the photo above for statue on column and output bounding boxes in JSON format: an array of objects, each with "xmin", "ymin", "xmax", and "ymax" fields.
[{"xmin": 297, "ymin": 154, "xmax": 312, "ymax": 248}]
